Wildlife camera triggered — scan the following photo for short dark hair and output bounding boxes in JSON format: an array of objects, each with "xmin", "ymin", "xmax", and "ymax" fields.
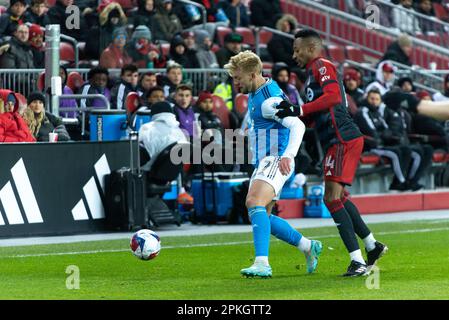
[
  {"xmin": 367, "ymin": 89, "xmax": 382, "ymax": 97},
  {"xmin": 176, "ymin": 84, "xmax": 192, "ymax": 93},
  {"xmin": 88, "ymin": 67, "xmax": 109, "ymax": 80},
  {"xmin": 146, "ymin": 86, "xmax": 164, "ymax": 98},
  {"xmin": 121, "ymin": 64, "xmax": 138, "ymax": 76},
  {"xmin": 294, "ymin": 29, "xmax": 322, "ymax": 41}
]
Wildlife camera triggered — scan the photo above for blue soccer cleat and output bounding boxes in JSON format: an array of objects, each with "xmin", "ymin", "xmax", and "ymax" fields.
[
  {"xmin": 240, "ymin": 262, "xmax": 272, "ymax": 278},
  {"xmin": 305, "ymin": 240, "xmax": 323, "ymax": 274}
]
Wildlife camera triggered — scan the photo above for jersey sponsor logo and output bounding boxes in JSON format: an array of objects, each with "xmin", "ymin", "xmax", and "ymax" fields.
[
  {"xmin": 319, "ymin": 66, "xmax": 327, "ymax": 75},
  {"xmin": 321, "ymin": 75, "xmax": 330, "ymax": 82}
]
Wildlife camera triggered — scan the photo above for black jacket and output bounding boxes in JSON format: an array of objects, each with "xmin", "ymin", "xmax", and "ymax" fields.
[
  {"xmin": 267, "ymin": 34, "xmax": 296, "ymax": 67},
  {"xmin": 0, "ymin": 11, "xmax": 25, "ymax": 38},
  {"xmin": 0, "ymin": 37, "xmax": 35, "ymax": 69},
  {"xmin": 24, "ymin": 9, "xmax": 51, "ymax": 27},
  {"xmin": 37, "ymin": 112, "xmax": 70, "ymax": 142},
  {"xmin": 249, "ymin": 0, "xmax": 282, "ymax": 28},
  {"xmin": 380, "ymin": 41, "xmax": 412, "ymax": 66},
  {"xmin": 47, "ymin": 1, "xmax": 86, "ymax": 41}
]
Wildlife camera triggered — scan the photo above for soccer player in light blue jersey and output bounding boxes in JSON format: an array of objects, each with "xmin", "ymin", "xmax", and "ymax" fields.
[{"xmin": 224, "ymin": 51, "xmax": 322, "ymax": 278}]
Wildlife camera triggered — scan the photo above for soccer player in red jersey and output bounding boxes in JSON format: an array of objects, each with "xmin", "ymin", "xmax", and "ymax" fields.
[{"xmin": 276, "ymin": 29, "xmax": 387, "ymax": 276}]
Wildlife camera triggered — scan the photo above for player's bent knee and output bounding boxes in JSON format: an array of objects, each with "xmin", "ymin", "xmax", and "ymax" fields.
[{"xmin": 245, "ymin": 196, "xmax": 267, "ymax": 209}]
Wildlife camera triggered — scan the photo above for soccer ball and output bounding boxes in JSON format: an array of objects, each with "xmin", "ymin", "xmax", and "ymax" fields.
[{"xmin": 130, "ymin": 229, "xmax": 161, "ymax": 260}]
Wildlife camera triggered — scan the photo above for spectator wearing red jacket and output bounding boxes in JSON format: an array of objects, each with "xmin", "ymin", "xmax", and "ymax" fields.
[
  {"xmin": 0, "ymin": 89, "xmax": 35, "ymax": 143},
  {"xmin": 99, "ymin": 27, "xmax": 132, "ymax": 69},
  {"xmin": 126, "ymin": 25, "xmax": 166, "ymax": 69}
]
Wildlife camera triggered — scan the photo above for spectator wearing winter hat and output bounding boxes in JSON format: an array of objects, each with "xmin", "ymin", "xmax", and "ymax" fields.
[
  {"xmin": 397, "ymin": 77, "xmax": 416, "ymax": 93},
  {"xmin": 126, "ymin": 25, "xmax": 166, "ymax": 69},
  {"xmin": 28, "ymin": 23, "xmax": 44, "ymax": 68},
  {"xmin": 0, "ymin": 0, "xmax": 27, "ymax": 38},
  {"xmin": 79, "ymin": 67, "xmax": 111, "ymax": 110},
  {"xmin": 271, "ymin": 62, "xmax": 303, "ymax": 106},
  {"xmin": 168, "ymin": 34, "xmax": 198, "ymax": 68},
  {"xmin": 216, "ymin": 32, "xmax": 242, "ymax": 68},
  {"xmin": 194, "ymin": 91, "xmax": 224, "ymax": 144},
  {"xmin": 432, "ymin": 74, "xmax": 449, "ymax": 102},
  {"xmin": 194, "ymin": 29, "xmax": 218, "ymax": 68},
  {"xmin": 343, "ymin": 68, "xmax": 364, "ymax": 106},
  {"xmin": 268, "ymin": 14, "xmax": 298, "ymax": 67},
  {"xmin": 23, "ymin": 91, "xmax": 70, "ymax": 142},
  {"xmin": 0, "ymin": 89, "xmax": 35, "ymax": 143},
  {"xmin": 365, "ymin": 61, "xmax": 396, "ymax": 96},
  {"xmin": 133, "ymin": 0, "xmax": 159, "ymax": 38},
  {"xmin": 24, "ymin": 0, "xmax": 50, "ymax": 27},
  {"xmin": 99, "ymin": 27, "xmax": 132, "ymax": 69},
  {"xmin": 85, "ymin": 1, "xmax": 127, "ymax": 60},
  {"xmin": 153, "ymin": 0, "xmax": 183, "ymax": 42},
  {"xmin": 181, "ymin": 30, "xmax": 200, "ymax": 68},
  {"xmin": 416, "ymin": 90, "xmax": 432, "ymax": 101}
]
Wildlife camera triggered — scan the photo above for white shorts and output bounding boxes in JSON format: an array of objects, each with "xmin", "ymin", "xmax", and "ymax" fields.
[{"xmin": 249, "ymin": 156, "xmax": 294, "ymax": 200}]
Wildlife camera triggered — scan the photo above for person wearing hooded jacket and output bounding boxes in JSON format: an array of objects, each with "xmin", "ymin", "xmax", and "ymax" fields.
[
  {"xmin": 0, "ymin": 0, "xmax": 27, "ymax": 38},
  {"xmin": 0, "ymin": 89, "xmax": 35, "ymax": 143},
  {"xmin": 364, "ymin": 61, "xmax": 396, "ymax": 96},
  {"xmin": 267, "ymin": 14, "xmax": 298, "ymax": 67},
  {"xmin": 153, "ymin": 0, "xmax": 183, "ymax": 42},
  {"xmin": 194, "ymin": 29, "xmax": 218, "ymax": 69},
  {"xmin": 138, "ymin": 101, "xmax": 187, "ymax": 171},
  {"xmin": 271, "ymin": 62, "xmax": 303, "ymax": 106},
  {"xmin": 126, "ymin": 25, "xmax": 166, "ymax": 69},
  {"xmin": 28, "ymin": 23, "xmax": 45, "ymax": 68},
  {"xmin": 168, "ymin": 34, "xmax": 199, "ymax": 68}
]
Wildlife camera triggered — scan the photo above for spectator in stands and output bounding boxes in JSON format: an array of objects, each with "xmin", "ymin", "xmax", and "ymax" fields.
[
  {"xmin": 153, "ymin": 0, "xmax": 183, "ymax": 42},
  {"xmin": 127, "ymin": 25, "xmax": 166, "ymax": 69},
  {"xmin": 0, "ymin": 89, "xmax": 35, "ymax": 142},
  {"xmin": 59, "ymin": 65, "xmax": 79, "ymax": 118},
  {"xmin": 267, "ymin": 14, "xmax": 298, "ymax": 67},
  {"xmin": 47, "ymin": 0, "xmax": 87, "ymax": 41},
  {"xmin": 290, "ymin": 67, "xmax": 308, "ymax": 95},
  {"xmin": 111, "ymin": 64, "xmax": 141, "ymax": 110},
  {"xmin": 0, "ymin": 0, "xmax": 27, "ymax": 38},
  {"xmin": 28, "ymin": 23, "xmax": 44, "ymax": 68},
  {"xmin": 194, "ymin": 29, "xmax": 218, "ymax": 68},
  {"xmin": 158, "ymin": 62, "xmax": 183, "ymax": 98},
  {"xmin": 173, "ymin": 84, "xmax": 197, "ymax": 139},
  {"xmin": 344, "ymin": 68, "xmax": 364, "ymax": 107},
  {"xmin": 139, "ymin": 101, "xmax": 187, "ymax": 171},
  {"xmin": 85, "ymin": 1, "xmax": 128, "ymax": 60},
  {"xmin": 365, "ymin": 61, "xmax": 396, "ymax": 96},
  {"xmin": 168, "ymin": 34, "xmax": 199, "ymax": 68},
  {"xmin": 416, "ymin": 90, "xmax": 432, "ymax": 101},
  {"xmin": 194, "ymin": 91, "xmax": 224, "ymax": 144},
  {"xmin": 416, "ymin": 0, "xmax": 440, "ymax": 33},
  {"xmin": 392, "ymin": 0, "xmax": 422, "ymax": 34},
  {"xmin": 181, "ymin": 30, "xmax": 200, "ymax": 68},
  {"xmin": 216, "ymin": 32, "xmax": 242, "ymax": 68},
  {"xmin": 217, "ymin": 0, "xmax": 249, "ymax": 28},
  {"xmin": 138, "ymin": 72, "xmax": 158, "ymax": 98},
  {"xmin": 432, "ymin": 74, "xmax": 449, "ymax": 101},
  {"xmin": 23, "ymin": 91, "xmax": 70, "ymax": 142},
  {"xmin": 24, "ymin": 0, "xmax": 50, "ymax": 27},
  {"xmin": 380, "ymin": 34, "xmax": 413, "ymax": 66},
  {"xmin": 133, "ymin": 0, "xmax": 159, "ymax": 36},
  {"xmin": 271, "ymin": 62, "xmax": 303, "ymax": 106},
  {"xmin": 99, "ymin": 27, "xmax": 132, "ymax": 69},
  {"xmin": 397, "ymin": 77, "xmax": 416, "ymax": 93},
  {"xmin": 146, "ymin": 86, "xmax": 166, "ymax": 107},
  {"xmin": 249, "ymin": 0, "xmax": 282, "ymax": 28},
  {"xmin": 354, "ymin": 89, "xmax": 419, "ymax": 191},
  {"xmin": 0, "ymin": 24, "xmax": 34, "ymax": 69},
  {"xmin": 79, "ymin": 67, "xmax": 111, "ymax": 110},
  {"xmin": 213, "ymin": 75, "xmax": 235, "ymax": 111}
]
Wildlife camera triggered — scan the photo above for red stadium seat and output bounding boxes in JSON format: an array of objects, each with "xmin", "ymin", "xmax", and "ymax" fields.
[
  {"xmin": 234, "ymin": 94, "xmax": 248, "ymax": 117},
  {"xmin": 216, "ymin": 26, "xmax": 232, "ymax": 47},
  {"xmin": 66, "ymin": 72, "xmax": 84, "ymax": 93},
  {"xmin": 15, "ymin": 93, "xmax": 27, "ymax": 108},
  {"xmin": 425, "ymin": 32, "xmax": 440, "ymax": 45},
  {"xmin": 258, "ymin": 29, "xmax": 272, "ymax": 45},
  {"xmin": 211, "ymin": 95, "xmax": 231, "ymax": 129},
  {"xmin": 235, "ymin": 27, "xmax": 255, "ymax": 46},
  {"xmin": 432, "ymin": 150, "xmax": 447, "ymax": 163},
  {"xmin": 433, "ymin": 3, "xmax": 448, "ymax": 20},
  {"xmin": 345, "ymin": 45, "xmax": 364, "ymax": 63},
  {"xmin": 326, "ymin": 44, "xmax": 345, "ymax": 64},
  {"xmin": 0, "ymin": 5, "xmax": 7, "ymax": 15},
  {"xmin": 211, "ymin": 44, "xmax": 220, "ymax": 53},
  {"xmin": 360, "ymin": 153, "xmax": 380, "ymax": 165},
  {"xmin": 160, "ymin": 43, "xmax": 170, "ymax": 57},
  {"xmin": 37, "ymin": 72, "xmax": 45, "ymax": 91},
  {"xmin": 115, "ymin": 0, "xmax": 135, "ymax": 10},
  {"xmin": 60, "ymin": 42, "xmax": 75, "ymax": 62}
]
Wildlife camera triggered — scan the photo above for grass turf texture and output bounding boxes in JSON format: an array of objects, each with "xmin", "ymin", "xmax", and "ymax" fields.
[{"xmin": 0, "ymin": 219, "xmax": 448, "ymax": 299}]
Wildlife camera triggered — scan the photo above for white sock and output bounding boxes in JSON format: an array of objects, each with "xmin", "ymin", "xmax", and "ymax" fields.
[
  {"xmin": 363, "ymin": 233, "xmax": 377, "ymax": 252},
  {"xmin": 349, "ymin": 249, "xmax": 366, "ymax": 264},
  {"xmin": 255, "ymin": 256, "xmax": 269, "ymax": 266},
  {"xmin": 297, "ymin": 236, "xmax": 312, "ymax": 253}
]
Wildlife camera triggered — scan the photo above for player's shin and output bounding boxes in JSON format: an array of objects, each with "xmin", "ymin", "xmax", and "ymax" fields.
[
  {"xmin": 248, "ymin": 206, "xmax": 271, "ymax": 266},
  {"xmin": 269, "ymin": 214, "xmax": 311, "ymax": 252}
]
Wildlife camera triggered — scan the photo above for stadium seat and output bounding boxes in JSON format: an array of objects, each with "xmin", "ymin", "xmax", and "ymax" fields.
[
  {"xmin": 258, "ymin": 29, "xmax": 272, "ymax": 45},
  {"xmin": 211, "ymin": 95, "xmax": 231, "ymax": 129},
  {"xmin": 346, "ymin": 94, "xmax": 358, "ymax": 116},
  {"xmin": 0, "ymin": 5, "xmax": 7, "ymax": 15},
  {"xmin": 359, "ymin": 153, "xmax": 381, "ymax": 165},
  {"xmin": 289, "ymin": 72, "xmax": 297, "ymax": 85},
  {"xmin": 46, "ymin": 0, "xmax": 56, "ymax": 5},
  {"xmin": 211, "ymin": 44, "xmax": 220, "ymax": 53},
  {"xmin": 326, "ymin": 44, "xmax": 345, "ymax": 64},
  {"xmin": 160, "ymin": 43, "xmax": 170, "ymax": 57},
  {"xmin": 115, "ymin": 0, "xmax": 135, "ymax": 10},
  {"xmin": 235, "ymin": 27, "xmax": 255, "ymax": 46},
  {"xmin": 432, "ymin": 150, "xmax": 447, "ymax": 163},
  {"xmin": 37, "ymin": 72, "xmax": 45, "ymax": 91},
  {"xmin": 345, "ymin": 45, "xmax": 364, "ymax": 63},
  {"xmin": 15, "ymin": 93, "xmax": 27, "ymax": 108},
  {"xmin": 234, "ymin": 94, "xmax": 248, "ymax": 117},
  {"xmin": 60, "ymin": 42, "xmax": 75, "ymax": 63},
  {"xmin": 433, "ymin": 3, "xmax": 448, "ymax": 20},
  {"xmin": 66, "ymin": 72, "xmax": 84, "ymax": 93},
  {"xmin": 216, "ymin": 26, "xmax": 232, "ymax": 47}
]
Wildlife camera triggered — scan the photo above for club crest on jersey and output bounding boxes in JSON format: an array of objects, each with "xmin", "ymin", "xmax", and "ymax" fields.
[
  {"xmin": 306, "ymin": 87, "xmax": 314, "ymax": 101},
  {"xmin": 319, "ymin": 66, "xmax": 327, "ymax": 75}
]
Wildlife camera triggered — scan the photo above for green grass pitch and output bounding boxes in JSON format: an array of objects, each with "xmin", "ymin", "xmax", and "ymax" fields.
[{"xmin": 0, "ymin": 219, "xmax": 448, "ymax": 300}]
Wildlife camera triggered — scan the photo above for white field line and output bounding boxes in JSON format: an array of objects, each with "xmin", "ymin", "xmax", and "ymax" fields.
[{"xmin": 2, "ymin": 225, "xmax": 449, "ymax": 259}]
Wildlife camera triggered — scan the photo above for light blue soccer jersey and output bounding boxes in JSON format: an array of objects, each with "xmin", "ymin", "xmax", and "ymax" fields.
[{"xmin": 247, "ymin": 79, "xmax": 294, "ymax": 166}]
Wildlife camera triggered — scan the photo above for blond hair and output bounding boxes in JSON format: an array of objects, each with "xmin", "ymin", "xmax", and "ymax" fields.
[
  {"xmin": 224, "ymin": 50, "xmax": 263, "ymax": 77},
  {"xmin": 22, "ymin": 107, "xmax": 44, "ymax": 138}
]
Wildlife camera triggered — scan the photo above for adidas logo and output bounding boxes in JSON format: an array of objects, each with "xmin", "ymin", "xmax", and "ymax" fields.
[
  {"xmin": 71, "ymin": 154, "xmax": 110, "ymax": 221},
  {"xmin": 0, "ymin": 158, "xmax": 43, "ymax": 226}
]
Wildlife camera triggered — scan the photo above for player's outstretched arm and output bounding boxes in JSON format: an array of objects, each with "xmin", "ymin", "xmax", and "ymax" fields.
[{"xmin": 416, "ymin": 100, "xmax": 449, "ymax": 121}]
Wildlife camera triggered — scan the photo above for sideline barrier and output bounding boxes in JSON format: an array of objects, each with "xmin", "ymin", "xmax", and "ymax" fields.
[{"xmin": 0, "ymin": 141, "xmax": 130, "ymax": 238}]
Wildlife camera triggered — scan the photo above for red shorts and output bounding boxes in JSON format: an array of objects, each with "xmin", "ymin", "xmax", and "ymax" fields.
[{"xmin": 323, "ymin": 137, "xmax": 364, "ymax": 186}]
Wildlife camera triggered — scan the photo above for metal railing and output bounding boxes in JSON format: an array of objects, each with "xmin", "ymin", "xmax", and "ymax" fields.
[{"xmin": 291, "ymin": 0, "xmax": 449, "ymax": 65}]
